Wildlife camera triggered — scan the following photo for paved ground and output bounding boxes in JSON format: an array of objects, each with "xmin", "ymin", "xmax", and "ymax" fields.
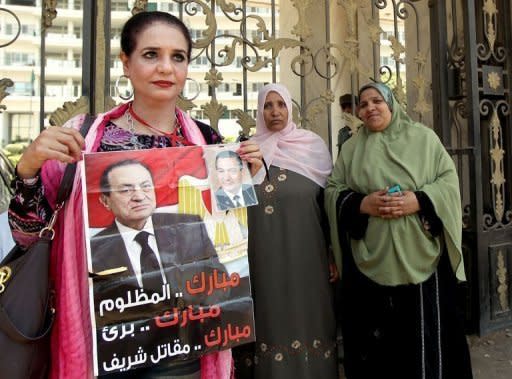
[
  {"xmin": 338, "ymin": 328, "xmax": 512, "ymax": 378},
  {"xmin": 469, "ymin": 328, "xmax": 512, "ymax": 379}
]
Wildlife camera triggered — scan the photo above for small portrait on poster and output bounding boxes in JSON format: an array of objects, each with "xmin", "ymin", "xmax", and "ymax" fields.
[
  {"xmin": 81, "ymin": 146, "xmax": 254, "ymax": 376},
  {"xmin": 205, "ymin": 147, "xmax": 258, "ymax": 212}
]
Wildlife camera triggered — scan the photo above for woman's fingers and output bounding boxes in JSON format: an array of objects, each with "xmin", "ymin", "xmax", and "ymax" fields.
[
  {"xmin": 328, "ymin": 262, "xmax": 339, "ymax": 283},
  {"xmin": 237, "ymin": 140, "xmax": 262, "ymax": 158},
  {"xmin": 237, "ymin": 140, "xmax": 264, "ymax": 177},
  {"xmin": 54, "ymin": 127, "xmax": 84, "ymax": 160},
  {"xmin": 17, "ymin": 126, "xmax": 85, "ymax": 178},
  {"xmin": 378, "ymin": 191, "xmax": 419, "ymax": 218}
]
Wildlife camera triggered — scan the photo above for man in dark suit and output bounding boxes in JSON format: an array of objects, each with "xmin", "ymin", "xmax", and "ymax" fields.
[
  {"xmin": 91, "ymin": 159, "xmax": 227, "ymax": 298},
  {"xmin": 90, "ymin": 159, "xmax": 233, "ymax": 377},
  {"xmin": 214, "ymin": 150, "xmax": 257, "ymax": 211}
]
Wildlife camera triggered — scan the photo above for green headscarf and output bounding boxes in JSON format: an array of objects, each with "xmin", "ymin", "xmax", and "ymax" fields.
[{"xmin": 325, "ymin": 83, "xmax": 465, "ymax": 285}]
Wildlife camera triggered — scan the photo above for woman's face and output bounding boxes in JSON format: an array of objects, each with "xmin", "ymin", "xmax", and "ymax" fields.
[
  {"xmin": 121, "ymin": 22, "xmax": 189, "ymax": 104},
  {"xmin": 263, "ymin": 91, "xmax": 289, "ymax": 132},
  {"xmin": 358, "ymin": 88, "xmax": 392, "ymax": 132}
]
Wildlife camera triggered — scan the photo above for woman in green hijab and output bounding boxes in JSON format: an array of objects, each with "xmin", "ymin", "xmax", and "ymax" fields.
[{"xmin": 325, "ymin": 83, "xmax": 473, "ymax": 379}]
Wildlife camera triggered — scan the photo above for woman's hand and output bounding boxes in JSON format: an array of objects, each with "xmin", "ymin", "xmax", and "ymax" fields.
[
  {"xmin": 360, "ymin": 188, "xmax": 389, "ymax": 217},
  {"xmin": 237, "ymin": 140, "xmax": 263, "ymax": 177},
  {"xmin": 377, "ymin": 190, "xmax": 420, "ymax": 219},
  {"xmin": 16, "ymin": 126, "xmax": 85, "ymax": 179},
  {"xmin": 328, "ymin": 262, "xmax": 339, "ymax": 283}
]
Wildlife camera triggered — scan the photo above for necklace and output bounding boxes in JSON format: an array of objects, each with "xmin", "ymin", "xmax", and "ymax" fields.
[{"xmin": 128, "ymin": 103, "xmax": 176, "ymax": 137}]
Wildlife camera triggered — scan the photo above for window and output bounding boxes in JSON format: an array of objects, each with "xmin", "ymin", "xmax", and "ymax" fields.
[
  {"xmin": 111, "ymin": 26, "xmax": 122, "ymax": 39},
  {"xmin": 21, "ymin": 24, "xmax": 37, "ymax": 36},
  {"xmin": 160, "ymin": 2, "xmax": 178, "ymax": 12},
  {"xmin": 6, "ymin": 82, "xmax": 33, "ymax": 96},
  {"xmin": 111, "ymin": 0, "xmax": 129, "ymax": 11},
  {"xmin": 4, "ymin": 52, "xmax": 35, "ymax": 66},
  {"xmin": 46, "ymin": 25, "xmax": 67, "ymax": 35},
  {"xmin": 4, "ymin": 24, "xmax": 36, "ymax": 36},
  {"xmin": 147, "ymin": 3, "xmax": 158, "ymax": 11},
  {"xmin": 191, "ymin": 110, "xmax": 204, "ymax": 119},
  {"xmin": 191, "ymin": 56, "xmax": 209, "ymax": 66},
  {"xmin": 380, "ymin": 56, "xmax": 391, "ymax": 66},
  {"xmin": 5, "ymin": 24, "xmax": 15, "ymax": 35},
  {"xmin": 73, "ymin": 26, "xmax": 82, "ymax": 38},
  {"xmin": 73, "ymin": 53, "xmax": 81, "ymax": 68},
  {"xmin": 252, "ymin": 83, "xmax": 265, "ymax": 93},
  {"xmin": 10, "ymin": 113, "xmax": 34, "ymax": 142},
  {"xmin": 45, "ymin": 81, "xmax": 70, "ymax": 97},
  {"xmin": 6, "ymin": 0, "xmax": 36, "ymax": 5}
]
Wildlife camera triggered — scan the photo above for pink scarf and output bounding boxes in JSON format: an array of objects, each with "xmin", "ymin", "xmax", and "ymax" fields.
[
  {"xmin": 41, "ymin": 103, "xmax": 231, "ymax": 379},
  {"xmin": 251, "ymin": 83, "xmax": 332, "ymax": 187}
]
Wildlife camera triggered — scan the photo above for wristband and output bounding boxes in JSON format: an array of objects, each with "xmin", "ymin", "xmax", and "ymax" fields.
[{"xmin": 21, "ymin": 176, "xmax": 39, "ymax": 186}]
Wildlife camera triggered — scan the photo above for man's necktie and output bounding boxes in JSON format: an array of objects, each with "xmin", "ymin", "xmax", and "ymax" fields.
[
  {"xmin": 134, "ymin": 231, "xmax": 163, "ymax": 292},
  {"xmin": 233, "ymin": 195, "xmax": 242, "ymax": 207}
]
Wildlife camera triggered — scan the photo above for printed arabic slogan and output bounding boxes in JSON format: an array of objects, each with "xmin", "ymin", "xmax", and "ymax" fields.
[{"xmin": 81, "ymin": 144, "xmax": 255, "ymax": 376}]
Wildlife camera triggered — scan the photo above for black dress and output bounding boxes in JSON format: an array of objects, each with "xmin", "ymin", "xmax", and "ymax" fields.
[
  {"xmin": 337, "ymin": 190, "xmax": 473, "ymax": 379},
  {"xmin": 235, "ymin": 166, "xmax": 338, "ymax": 379}
]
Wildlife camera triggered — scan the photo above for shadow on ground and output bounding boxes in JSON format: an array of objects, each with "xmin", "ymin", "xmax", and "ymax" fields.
[
  {"xmin": 469, "ymin": 329, "xmax": 512, "ymax": 379},
  {"xmin": 337, "ymin": 329, "xmax": 512, "ymax": 379}
]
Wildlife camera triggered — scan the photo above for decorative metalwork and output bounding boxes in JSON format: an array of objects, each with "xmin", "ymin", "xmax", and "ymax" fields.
[
  {"xmin": 177, "ymin": 97, "xmax": 195, "ymax": 113},
  {"xmin": 0, "ymin": 7, "xmax": 20, "ymax": 114},
  {"xmin": 49, "ymin": 97, "xmax": 90, "ymax": 127},
  {"xmin": 201, "ymin": 99, "xmax": 226, "ymax": 135},
  {"xmin": 482, "ymin": 100, "xmax": 511, "ymax": 230},
  {"xmin": 488, "ymin": 106, "xmax": 505, "ymax": 222},
  {"xmin": 174, "ymin": 0, "xmax": 302, "ymax": 132},
  {"xmin": 205, "ymin": 69, "xmax": 223, "ymax": 89},
  {"xmin": 291, "ymin": 0, "xmax": 314, "ymax": 40},
  {"xmin": 42, "ymin": 0, "xmax": 58, "ymax": 29},
  {"xmin": 479, "ymin": 0, "xmax": 505, "ymax": 62},
  {"xmin": 0, "ymin": 78, "xmax": 14, "ymax": 114},
  {"xmin": 49, "ymin": 96, "xmax": 116, "ymax": 127},
  {"xmin": 419, "ymin": 0, "xmax": 512, "ymax": 331},
  {"xmin": 0, "ymin": 8, "xmax": 21, "ymax": 48},
  {"xmin": 301, "ymin": 89, "xmax": 335, "ymax": 130},
  {"xmin": 232, "ymin": 109, "xmax": 255, "ymax": 139},
  {"xmin": 482, "ymin": 65, "xmax": 504, "ymax": 95},
  {"xmin": 132, "ymin": 0, "xmax": 148, "ymax": 15},
  {"xmin": 0, "ymin": 266, "xmax": 12, "ymax": 294},
  {"xmin": 496, "ymin": 250, "xmax": 510, "ymax": 312}
]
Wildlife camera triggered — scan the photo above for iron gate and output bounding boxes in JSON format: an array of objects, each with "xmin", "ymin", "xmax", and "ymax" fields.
[{"xmin": 1, "ymin": 0, "xmax": 511, "ymax": 335}]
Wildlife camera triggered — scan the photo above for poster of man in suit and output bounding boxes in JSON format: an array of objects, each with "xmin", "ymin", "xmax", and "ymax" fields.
[
  {"xmin": 207, "ymin": 149, "xmax": 258, "ymax": 212},
  {"xmin": 82, "ymin": 146, "xmax": 255, "ymax": 376}
]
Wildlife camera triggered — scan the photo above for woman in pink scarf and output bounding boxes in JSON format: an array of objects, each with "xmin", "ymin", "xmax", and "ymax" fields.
[
  {"xmin": 9, "ymin": 11, "xmax": 262, "ymax": 379},
  {"xmin": 234, "ymin": 84, "xmax": 338, "ymax": 379}
]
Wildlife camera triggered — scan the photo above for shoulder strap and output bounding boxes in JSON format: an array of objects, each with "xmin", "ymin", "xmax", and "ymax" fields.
[{"xmin": 55, "ymin": 114, "xmax": 96, "ymax": 204}]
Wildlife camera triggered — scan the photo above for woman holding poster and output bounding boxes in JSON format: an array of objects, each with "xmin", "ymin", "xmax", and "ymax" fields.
[
  {"xmin": 234, "ymin": 83, "xmax": 338, "ymax": 379},
  {"xmin": 8, "ymin": 11, "xmax": 261, "ymax": 379}
]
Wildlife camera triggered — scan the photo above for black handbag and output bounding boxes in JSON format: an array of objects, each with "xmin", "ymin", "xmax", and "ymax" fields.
[{"xmin": 0, "ymin": 114, "xmax": 95, "ymax": 379}]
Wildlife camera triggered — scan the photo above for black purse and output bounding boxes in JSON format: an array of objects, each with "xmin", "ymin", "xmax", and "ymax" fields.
[{"xmin": 0, "ymin": 115, "xmax": 95, "ymax": 379}]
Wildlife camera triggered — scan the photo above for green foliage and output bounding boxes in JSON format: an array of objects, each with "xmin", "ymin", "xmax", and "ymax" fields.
[{"xmin": 2, "ymin": 142, "xmax": 29, "ymax": 166}]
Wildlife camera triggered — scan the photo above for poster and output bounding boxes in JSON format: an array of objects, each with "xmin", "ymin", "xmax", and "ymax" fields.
[{"xmin": 81, "ymin": 144, "xmax": 255, "ymax": 376}]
